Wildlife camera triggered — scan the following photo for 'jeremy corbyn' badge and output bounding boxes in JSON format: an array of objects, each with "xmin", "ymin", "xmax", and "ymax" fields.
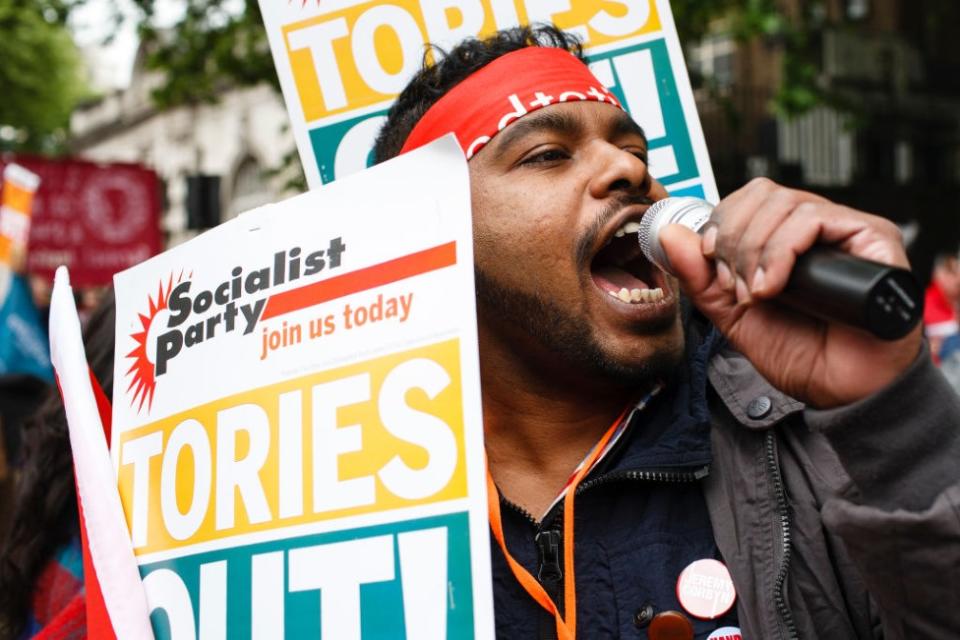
[{"xmin": 676, "ymin": 559, "xmax": 737, "ymax": 620}]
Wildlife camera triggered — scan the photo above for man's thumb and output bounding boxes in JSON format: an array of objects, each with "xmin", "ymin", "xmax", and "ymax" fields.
[{"xmin": 658, "ymin": 223, "xmax": 713, "ymax": 295}]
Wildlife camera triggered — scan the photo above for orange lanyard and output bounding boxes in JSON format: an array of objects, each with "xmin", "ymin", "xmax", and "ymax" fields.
[{"xmin": 486, "ymin": 405, "xmax": 631, "ymax": 640}]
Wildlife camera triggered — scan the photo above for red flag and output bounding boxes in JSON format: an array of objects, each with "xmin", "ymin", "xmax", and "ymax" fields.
[
  {"xmin": 49, "ymin": 266, "xmax": 154, "ymax": 639},
  {"xmin": 78, "ymin": 367, "xmax": 117, "ymax": 639}
]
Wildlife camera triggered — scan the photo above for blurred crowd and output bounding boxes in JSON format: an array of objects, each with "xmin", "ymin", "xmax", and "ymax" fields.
[
  {"xmin": 0, "ymin": 274, "xmax": 110, "ymax": 638},
  {"xmin": 924, "ymin": 251, "xmax": 960, "ymax": 389}
]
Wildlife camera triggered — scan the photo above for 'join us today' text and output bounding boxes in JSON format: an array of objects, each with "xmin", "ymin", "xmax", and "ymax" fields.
[{"xmin": 155, "ymin": 237, "xmax": 347, "ymax": 376}]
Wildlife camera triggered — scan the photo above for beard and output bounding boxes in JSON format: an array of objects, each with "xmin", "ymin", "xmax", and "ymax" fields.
[{"xmin": 474, "ymin": 268, "xmax": 684, "ymax": 388}]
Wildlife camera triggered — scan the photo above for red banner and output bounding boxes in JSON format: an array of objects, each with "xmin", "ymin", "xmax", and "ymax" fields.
[{"xmin": 0, "ymin": 156, "xmax": 162, "ymax": 287}]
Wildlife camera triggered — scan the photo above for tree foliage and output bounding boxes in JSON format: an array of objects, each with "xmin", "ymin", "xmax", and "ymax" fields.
[
  {"xmin": 671, "ymin": 0, "xmax": 742, "ymax": 44},
  {"xmin": 673, "ymin": 0, "xmax": 826, "ymax": 116},
  {"xmin": 0, "ymin": 0, "xmax": 89, "ymax": 153},
  {"xmin": 130, "ymin": 0, "xmax": 277, "ymax": 108}
]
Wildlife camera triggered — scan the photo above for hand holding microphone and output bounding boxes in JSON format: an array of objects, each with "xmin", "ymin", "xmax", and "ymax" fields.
[
  {"xmin": 637, "ymin": 179, "xmax": 924, "ymax": 408},
  {"xmin": 637, "ymin": 196, "xmax": 923, "ymax": 340}
]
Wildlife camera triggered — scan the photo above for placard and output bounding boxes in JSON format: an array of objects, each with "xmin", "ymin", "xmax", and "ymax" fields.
[
  {"xmin": 258, "ymin": 0, "xmax": 719, "ymax": 203},
  {"xmin": 112, "ymin": 137, "xmax": 494, "ymax": 638}
]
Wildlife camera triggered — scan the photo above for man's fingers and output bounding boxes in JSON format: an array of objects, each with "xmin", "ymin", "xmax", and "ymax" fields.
[
  {"xmin": 707, "ymin": 182, "xmax": 908, "ymax": 301},
  {"xmin": 729, "ymin": 189, "xmax": 802, "ymax": 294},
  {"xmin": 710, "ymin": 178, "xmax": 778, "ymax": 261},
  {"xmin": 750, "ymin": 203, "xmax": 824, "ymax": 297}
]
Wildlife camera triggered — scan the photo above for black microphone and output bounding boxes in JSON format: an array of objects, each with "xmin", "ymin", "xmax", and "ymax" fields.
[{"xmin": 636, "ymin": 197, "xmax": 923, "ymax": 340}]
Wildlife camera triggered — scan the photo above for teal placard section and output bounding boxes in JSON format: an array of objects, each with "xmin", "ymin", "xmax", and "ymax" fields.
[
  {"xmin": 591, "ymin": 38, "xmax": 698, "ymax": 188},
  {"xmin": 310, "ymin": 109, "xmax": 388, "ymax": 184},
  {"xmin": 669, "ymin": 183, "xmax": 706, "ymax": 199},
  {"xmin": 141, "ymin": 512, "xmax": 475, "ymax": 639},
  {"xmin": 307, "ymin": 37, "xmax": 701, "ymax": 192}
]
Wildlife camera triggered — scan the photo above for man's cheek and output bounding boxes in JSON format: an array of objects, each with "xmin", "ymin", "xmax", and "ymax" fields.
[
  {"xmin": 649, "ymin": 179, "xmax": 670, "ymax": 200},
  {"xmin": 471, "ymin": 234, "xmax": 518, "ymax": 286}
]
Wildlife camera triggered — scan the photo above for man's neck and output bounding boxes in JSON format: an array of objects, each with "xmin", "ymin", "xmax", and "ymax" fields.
[{"xmin": 480, "ymin": 338, "xmax": 636, "ymax": 519}]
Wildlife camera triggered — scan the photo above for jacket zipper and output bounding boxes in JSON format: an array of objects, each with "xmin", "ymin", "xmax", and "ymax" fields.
[
  {"xmin": 535, "ymin": 529, "xmax": 563, "ymax": 640},
  {"xmin": 576, "ymin": 465, "xmax": 711, "ymax": 494},
  {"xmin": 502, "ymin": 499, "xmax": 540, "ymax": 527},
  {"xmin": 500, "ymin": 466, "xmax": 710, "ymax": 639},
  {"xmin": 765, "ymin": 430, "xmax": 799, "ymax": 640},
  {"xmin": 501, "ymin": 499, "xmax": 565, "ymax": 639}
]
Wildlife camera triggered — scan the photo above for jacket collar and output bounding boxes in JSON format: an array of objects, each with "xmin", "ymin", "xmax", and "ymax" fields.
[
  {"xmin": 593, "ymin": 312, "xmax": 721, "ymax": 475},
  {"xmin": 592, "ymin": 310, "xmax": 806, "ymax": 479}
]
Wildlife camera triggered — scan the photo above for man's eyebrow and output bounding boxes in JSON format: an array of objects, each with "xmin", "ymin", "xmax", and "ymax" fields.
[
  {"xmin": 609, "ymin": 111, "xmax": 647, "ymax": 145},
  {"xmin": 490, "ymin": 110, "xmax": 583, "ymax": 158}
]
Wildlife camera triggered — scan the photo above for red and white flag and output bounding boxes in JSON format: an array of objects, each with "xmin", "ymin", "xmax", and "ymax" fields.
[{"xmin": 49, "ymin": 265, "xmax": 155, "ymax": 639}]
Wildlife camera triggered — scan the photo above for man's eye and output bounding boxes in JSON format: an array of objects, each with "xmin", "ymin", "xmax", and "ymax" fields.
[
  {"xmin": 521, "ymin": 149, "xmax": 568, "ymax": 165},
  {"xmin": 626, "ymin": 149, "xmax": 648, "ymax": 164}
]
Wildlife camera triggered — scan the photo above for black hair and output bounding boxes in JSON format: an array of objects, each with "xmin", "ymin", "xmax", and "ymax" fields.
[
  {"xmin": 0, "ymin": 289, "xmax": 115, "ymax": 638},
  {"xmin": 372, "ymin": 24, "xmax": 585, "ymax": 164}
]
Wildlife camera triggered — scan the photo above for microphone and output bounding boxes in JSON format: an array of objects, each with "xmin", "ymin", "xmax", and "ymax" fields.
[{"xmin": 636, "ymin": 197, "xmax": 923, "ymax": 340}]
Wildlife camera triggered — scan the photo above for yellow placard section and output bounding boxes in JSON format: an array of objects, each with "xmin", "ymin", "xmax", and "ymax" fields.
[
  {"xmin": 284, "ymin": 0, "xmax": 660, "ymax": 122},
  {"xmin": 117, "ymin": 339, "xmax": 468, "ymax": 555}
]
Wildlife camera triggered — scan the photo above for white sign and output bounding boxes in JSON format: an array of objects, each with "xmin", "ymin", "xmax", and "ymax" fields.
[
  {"xmin": 112, "ymin": 137, "xmax": 494, "ymax": 639},
  {"xmin": 258, "ymin": 0, "xmax": 719, "ymax": 204}
]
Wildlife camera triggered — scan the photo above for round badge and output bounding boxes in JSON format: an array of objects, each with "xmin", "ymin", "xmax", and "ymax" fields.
[
  {"xmin": 647, "ymin": 610, "xmax": 694, "ymax": 640},
  {"xmin": 707, "ymin": 627, "xmax": 743, "ymax": 640},
  {"xmin": 676, "ymin": 558, "xmax": 737, "ymax": 620}
]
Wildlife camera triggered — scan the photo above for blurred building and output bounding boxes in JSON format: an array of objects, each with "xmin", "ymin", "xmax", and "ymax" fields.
[
  {"xmin": 69, "ymin": 44, "xmax": 296, "ymax": 248},
  {"xmin": 686, "ymin": 0, "xmax": 960, "ymax": 279}
]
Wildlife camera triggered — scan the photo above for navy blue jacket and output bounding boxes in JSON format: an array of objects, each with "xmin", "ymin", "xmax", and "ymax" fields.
[
  {"xmin": 491, "ymin": 327, "xmax": 960, "ymax": 639},
  {"xmin": 491, "ymin": 325, "xmax": 739, "ymax": 639}
]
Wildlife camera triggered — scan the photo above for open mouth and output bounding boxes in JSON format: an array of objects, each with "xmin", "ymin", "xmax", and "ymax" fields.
[{"xmin": 590, "ymin": 217, "xmax": 666, "ymax": 304}]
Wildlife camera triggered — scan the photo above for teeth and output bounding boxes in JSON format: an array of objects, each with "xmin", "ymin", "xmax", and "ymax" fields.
[
  {"xmin": 614, "ymin": 220, "xmax": 643, "ymax": 237},
  {"xmin": 609, "ymin": 287, "xmax": 664, "ymax": 304}
]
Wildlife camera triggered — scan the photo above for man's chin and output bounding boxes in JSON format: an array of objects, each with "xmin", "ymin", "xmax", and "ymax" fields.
[
  {"xmin": 586, "ymin": 332, "xmax": 686, "ymax": 389},
  {"xmin": 475, "ymin": 267, "xmax": 685, "ymax": 389}
]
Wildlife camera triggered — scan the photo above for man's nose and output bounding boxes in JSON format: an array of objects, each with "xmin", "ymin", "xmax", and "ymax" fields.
[{"xmin": 587, "ymin": 142, "xmax": 651, "ymax": 199}]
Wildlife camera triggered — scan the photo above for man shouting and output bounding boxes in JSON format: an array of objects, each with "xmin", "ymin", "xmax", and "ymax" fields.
[{"xmin": 374, "ymin": 25, "xmax": 960, "ymax": 640}]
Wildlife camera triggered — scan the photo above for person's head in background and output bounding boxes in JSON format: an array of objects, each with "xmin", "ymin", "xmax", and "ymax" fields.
[
  {"xmin": 932, "ymin": 252, "xmax": 960, "ymax": 303},
  {"xmin": 0, "ymin": 289, "xmax": 115, "ymax": 638},
  {"xmin": 925, "ymin": 251, "xmax": 960, "ymax": 361}
]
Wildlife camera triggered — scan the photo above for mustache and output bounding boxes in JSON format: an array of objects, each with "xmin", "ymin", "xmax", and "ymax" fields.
[{"xmin": 574, "ymin": 193, "xmax": 655, "ymax": 267}]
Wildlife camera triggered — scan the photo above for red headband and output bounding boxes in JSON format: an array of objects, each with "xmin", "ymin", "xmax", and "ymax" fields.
[{"xmin": 399, "ymin": 47, "xmax": 622, "ymax": 159}]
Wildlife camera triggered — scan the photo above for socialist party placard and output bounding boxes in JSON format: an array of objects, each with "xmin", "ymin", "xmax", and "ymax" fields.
[
  {"xmin": 257, "ymin": 0, "xmax": 718, "ymax": 203},
  {"xmin": 111, "ymin": 137, "xmax": 495, "ymax": 639}
]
